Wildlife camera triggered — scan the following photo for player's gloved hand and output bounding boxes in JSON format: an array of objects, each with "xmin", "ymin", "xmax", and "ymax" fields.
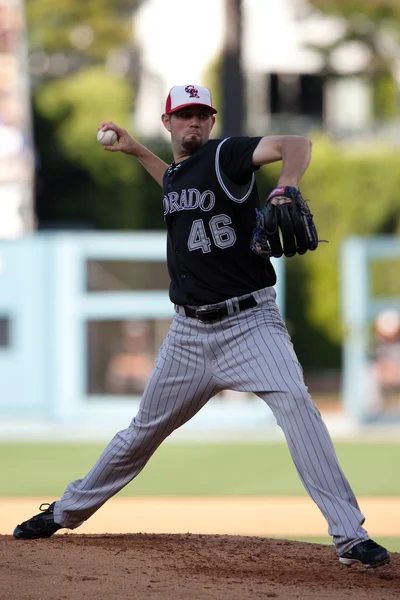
[{"xmin": 250, "ymin": 185, "xmax": 319, "ymax": 259}]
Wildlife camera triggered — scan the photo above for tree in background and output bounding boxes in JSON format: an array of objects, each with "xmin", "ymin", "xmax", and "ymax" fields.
[
  {"xmin": 26, "ymin": 0, "xmax": 154, "ymax": 230},
  {"xmin": 27, "ymin": 0, "xmax": 141, "ymax": 77},
  {"xmin": 306, "ymin": 0, "xmax": 400, "ymax": 119}
]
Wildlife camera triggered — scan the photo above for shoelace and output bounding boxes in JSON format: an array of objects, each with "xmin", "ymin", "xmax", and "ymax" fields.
[{"xmin": 39, "ymin": 503, "xmax": 53, "ymax": 513}]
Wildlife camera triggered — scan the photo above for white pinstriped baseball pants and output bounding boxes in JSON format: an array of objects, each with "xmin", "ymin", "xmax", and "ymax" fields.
[{"xmin": 54, "ymin": 286, "xmax": 369, "ymax": 554}]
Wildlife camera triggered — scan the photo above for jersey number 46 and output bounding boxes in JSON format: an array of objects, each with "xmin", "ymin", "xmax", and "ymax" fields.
[{"xmin": 187, "ymin": 214, "xmax": 237, "ymax": 253}]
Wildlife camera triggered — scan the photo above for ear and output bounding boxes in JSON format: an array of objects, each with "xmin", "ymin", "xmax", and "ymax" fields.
[
  {"xmin": 161, "ymin": 113, "xmax": 171, "ymax": 133},
  {"xmin": 210, "ymin": 115, "xmax": 216, "ymax": 131}
]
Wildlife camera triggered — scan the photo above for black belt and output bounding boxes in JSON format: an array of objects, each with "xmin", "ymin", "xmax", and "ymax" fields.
[{"xmin": 177, "ymin": 295, "xmax": 258, "ymax": 323}]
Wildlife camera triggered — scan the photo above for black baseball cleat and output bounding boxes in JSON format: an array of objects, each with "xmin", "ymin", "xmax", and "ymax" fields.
[
  {"xmin": 13, "ymin": 502, "xmax": 62, "ymax": 539},
  {"xmin": 339, "ymin": 539, "xmax": 390, "ymax": 569}
]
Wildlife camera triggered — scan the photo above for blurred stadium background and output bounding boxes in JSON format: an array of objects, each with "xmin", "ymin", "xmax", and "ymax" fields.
[{"xmin": 1, "ymin": 0, "xmax": 400, "ymax": 547}]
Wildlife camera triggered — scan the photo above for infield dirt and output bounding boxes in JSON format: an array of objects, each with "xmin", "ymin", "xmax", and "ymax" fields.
[{"xmin": 3, "ymin": 533, "xmax": 400, "ymax": 600}]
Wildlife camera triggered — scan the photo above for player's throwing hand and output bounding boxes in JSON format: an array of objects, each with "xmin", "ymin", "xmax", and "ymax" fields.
[{"xmin": 97, "ymin": 121, "xmax": 140, "ymax": 155}]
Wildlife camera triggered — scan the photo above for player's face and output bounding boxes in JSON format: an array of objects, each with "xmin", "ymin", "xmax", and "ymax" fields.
[{"xmin": 162, "ymin": 107, "xmax": 215, "ymax": 155}]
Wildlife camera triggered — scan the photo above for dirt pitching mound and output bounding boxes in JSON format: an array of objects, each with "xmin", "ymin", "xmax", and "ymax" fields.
[{"xmin": 3, "ymin": 534, "xmax": 400, "ymax": 599}]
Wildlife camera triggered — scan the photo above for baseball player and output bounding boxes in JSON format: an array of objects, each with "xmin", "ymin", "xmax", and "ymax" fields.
[{"xmin": 14, "ymin": 84, "xmax": 390, "ymax": 569}]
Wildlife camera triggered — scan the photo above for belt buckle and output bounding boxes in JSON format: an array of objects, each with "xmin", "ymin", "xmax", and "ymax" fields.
[{"xmin": 195, "ymin": 307, "xmax": 218, "ymax": 322}]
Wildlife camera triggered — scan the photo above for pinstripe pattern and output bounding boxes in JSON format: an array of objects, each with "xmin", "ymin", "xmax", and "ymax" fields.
[
  {"xmin": 55, "ymin": 316, "xmax": 219, "ymax": 528},
  {"xmin": 54, "ymin": 286, "xmax": 369, "ymax": 554}
]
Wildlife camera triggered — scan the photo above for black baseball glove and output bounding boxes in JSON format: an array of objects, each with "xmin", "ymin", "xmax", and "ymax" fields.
[{"xmin": 250, "ymin": 185, "xmax": 319, "ymax": 259}]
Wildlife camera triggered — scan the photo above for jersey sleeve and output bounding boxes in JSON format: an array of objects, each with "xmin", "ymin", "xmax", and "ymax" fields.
[{"xmin": 218, "ymin": 136, "xmax": 263, "ymax": 185}]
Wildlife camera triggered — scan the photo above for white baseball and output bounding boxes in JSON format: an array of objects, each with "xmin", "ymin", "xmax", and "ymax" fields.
[{"xmin": 97, "ymin": 129, "xmax": 118, "ymax": 146}]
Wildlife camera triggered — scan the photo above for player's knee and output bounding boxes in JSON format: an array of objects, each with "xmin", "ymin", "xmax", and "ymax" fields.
[
  {"xmin": 272, "ymin": 390, "xmax": 317, "ymax": 417},
  {"xmin": 121, "ymin": 415, "xmax": 173, "ymax": 449},
  {"xmin": 283, "ymin": 392, "xmax": 321, "ymax": 419}
]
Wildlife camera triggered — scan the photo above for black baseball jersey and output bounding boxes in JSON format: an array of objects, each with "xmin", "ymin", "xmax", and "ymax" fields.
[{"xmin": 163, "ymin": 136, "xmax": 277, "ymax": 306}]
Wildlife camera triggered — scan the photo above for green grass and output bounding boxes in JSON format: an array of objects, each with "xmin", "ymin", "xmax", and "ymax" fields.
[{"xmin": 2, "ymin": 441, "xmax": 400, "ymax": 497}]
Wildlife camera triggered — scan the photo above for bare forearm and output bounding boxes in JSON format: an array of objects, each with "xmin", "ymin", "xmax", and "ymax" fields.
[
  {"xmin": 252, "ymin": 135, "xmax": 312, "ymax": 188},
  {"xmin": 134, "ymin": 144, "xmax": 169, "ymax": 188},
  {"xmin": 277, "ymin": 136, "xmax": 312, "ymax": 188}
]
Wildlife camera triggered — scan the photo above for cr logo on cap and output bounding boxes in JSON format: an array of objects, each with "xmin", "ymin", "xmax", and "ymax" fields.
[{"xmin": 185, "ymin": 85, "xmax": 200, "ymax": 99}]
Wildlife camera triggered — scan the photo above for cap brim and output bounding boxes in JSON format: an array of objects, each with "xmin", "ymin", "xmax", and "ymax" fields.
[{"xmin": 166, "ymin": 102, "xmax": 218, "ymax": 115}]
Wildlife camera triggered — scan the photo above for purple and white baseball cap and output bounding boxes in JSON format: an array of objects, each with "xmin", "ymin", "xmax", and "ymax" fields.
[{"xmin": 165, "ymin": 84, "xmax": 218, "ymax": 115}]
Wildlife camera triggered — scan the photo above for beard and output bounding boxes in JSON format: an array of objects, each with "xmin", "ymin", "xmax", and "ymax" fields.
[{"xmin": 182, "ymin": 134, "xmax": 203, "ymax": 154}]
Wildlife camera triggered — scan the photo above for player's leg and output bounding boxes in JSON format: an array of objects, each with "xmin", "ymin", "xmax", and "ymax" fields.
[
  {"xmin": 256, "ymin": 388, "xmax": 367, "ymax": 549},
  {"xmin": 209, "ymin": 286, "xmax": 388, "ymax": 566},
  {"xmin": 14, "ymin": 316, "xmax": 218, "ymax": 536},
  {"xmin": 258, "ymin": 385, "xmax": 390, "ymax": 567},
  {"xmin": 248, "ymin": 293, "xmax": 388, "ymax": 563}
]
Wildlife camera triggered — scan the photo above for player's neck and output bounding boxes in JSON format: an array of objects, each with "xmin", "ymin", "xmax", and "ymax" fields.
[
  {"xmin": 173, "ymin": 154, "xmax": 191, "ymax": 164},
  {"xmin": 172, "ymin": 145, "xmax": 194, "ymax": 163}
]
